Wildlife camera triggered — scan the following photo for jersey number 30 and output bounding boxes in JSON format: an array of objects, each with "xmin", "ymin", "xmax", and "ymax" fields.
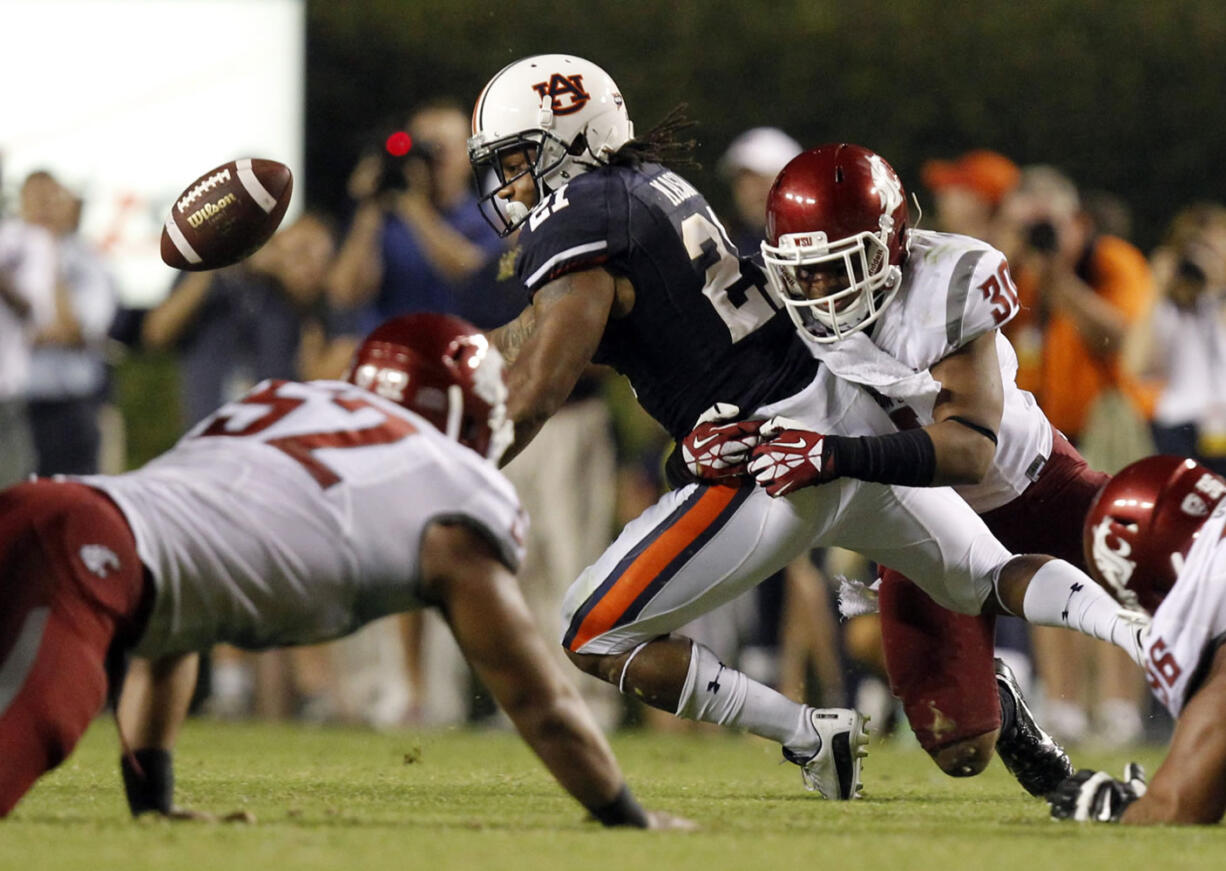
[{"xmin": 682, "ymin": 209, "xmax": 776, "ymax": 342}]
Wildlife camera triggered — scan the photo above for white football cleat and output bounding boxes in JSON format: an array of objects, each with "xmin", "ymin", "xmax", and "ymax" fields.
[{"xmin": 782, "ymin": 708, "xmax": 869, "ymax": 799}]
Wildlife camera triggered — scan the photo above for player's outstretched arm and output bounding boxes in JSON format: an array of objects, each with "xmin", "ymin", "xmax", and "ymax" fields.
[
  {"xmin": 496, "ymin": 269, "xmax": 617, "ymax": 465},
  {"xmin": 1123, "ymin": 645, "xmax": 1226, "ymax": 825},
  {"xmin": 748, "ymin": 331, "xmax": 1005, "ymax": 496},
  {"xmin": 116, "ymin": 652, "xmax": 255, "ymax": 823},
  {"xmin": 421, "ymin": 520, "xmax": 691, "ymax": 829},
  {"xmin": 115, "ymin": 653, "xmax": 199, "ymax": 816}
]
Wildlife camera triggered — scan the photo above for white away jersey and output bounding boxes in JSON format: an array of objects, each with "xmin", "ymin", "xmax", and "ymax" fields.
[
  {"xmin": 1145, "ymin": 500, "xmax": 1226, "ymax": 717},
  {"xmin": 81, "ymin": 379, "xmax": 526, "ymax": 657},
  {"xmin": 817, "ymin": 230, "xmax": 1052, "ymax": 512}
]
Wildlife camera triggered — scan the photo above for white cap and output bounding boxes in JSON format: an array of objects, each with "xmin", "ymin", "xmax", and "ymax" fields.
[{"xmin": 718, "ymin": 127, "xmax": 803, "ymax": 179}]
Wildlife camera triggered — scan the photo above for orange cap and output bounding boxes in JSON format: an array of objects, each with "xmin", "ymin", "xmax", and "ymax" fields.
[{"xmin": 921, "ymin": 149, "xmax": 1020, "ymax": 206}]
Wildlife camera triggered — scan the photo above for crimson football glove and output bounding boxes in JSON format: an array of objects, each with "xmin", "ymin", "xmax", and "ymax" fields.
[
  {"xmin": 680, "ymin": 403, "xmax": 765, "ymax": 481},
  {"xmin": 747, "ymin": 417, "xmax": 834, "ymax": 497},
  {"xmin": 1048, "ymin": 763, "xmax": 1147, "ymax": 822}
]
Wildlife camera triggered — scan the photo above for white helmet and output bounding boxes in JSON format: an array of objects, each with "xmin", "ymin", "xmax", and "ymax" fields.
[{"xmin": 468, "ymin": 54, "xmax": 634, "ymax": 235}]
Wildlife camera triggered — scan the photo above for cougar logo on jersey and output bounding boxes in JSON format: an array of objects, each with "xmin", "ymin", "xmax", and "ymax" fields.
[
  {"xmin": 532, "ymin": 73, "xmax": 590, "ymax": 115},
  {"xmin": 1089, "ymin": 517, "xmax": 1140, "ymax": 609},
  {"xmin": 868, "ymin": 155, "xmax": 904, "ymax": 217},
  {"xmin": 79, "ymin": 544, "xmax": 120, "ymax": 578}
]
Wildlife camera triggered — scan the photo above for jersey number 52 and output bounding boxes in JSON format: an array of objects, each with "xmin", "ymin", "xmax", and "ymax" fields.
[{"xmin": 196, "ymin": 380, "xmax": 416, "ymax": 488}]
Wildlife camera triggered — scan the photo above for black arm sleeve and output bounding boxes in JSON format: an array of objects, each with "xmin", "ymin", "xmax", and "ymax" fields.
[{"xmin": 823, "ymin": 429, "xmax": 938, "ymax": 486}]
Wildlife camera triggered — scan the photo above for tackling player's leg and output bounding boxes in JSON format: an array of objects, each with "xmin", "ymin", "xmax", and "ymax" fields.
[{"xmin": 879, "ymin": 570, "xmax": 1072, "ymax": 795}]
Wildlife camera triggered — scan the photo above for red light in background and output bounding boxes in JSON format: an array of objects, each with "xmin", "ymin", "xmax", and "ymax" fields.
[{"xmin": 385, "ymin": 131, "xmax": 412, "ymax": 156}]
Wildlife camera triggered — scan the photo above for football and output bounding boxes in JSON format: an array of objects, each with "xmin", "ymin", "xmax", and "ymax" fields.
[{"xmin": 160, "ymin": 158, "xmax": 293, "ymax": 271}]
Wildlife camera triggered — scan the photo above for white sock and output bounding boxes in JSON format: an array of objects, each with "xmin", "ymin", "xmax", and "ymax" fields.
[
  {"xmin": 675, "ymin": 641, "xmax": 815, "ymax": 751},
  {"xmin": 1018, "ymin": 559, "xmax": 1145, "ymax": 666}
]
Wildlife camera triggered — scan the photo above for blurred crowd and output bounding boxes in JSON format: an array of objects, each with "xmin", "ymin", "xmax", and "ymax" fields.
[{"xmin": 6, "ymin": 103, "xmax": 1226, "ymax": 749}]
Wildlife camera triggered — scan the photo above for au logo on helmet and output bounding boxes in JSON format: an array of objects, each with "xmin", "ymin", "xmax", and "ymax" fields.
[{"xmin": 532, "ymin": 73, "xmax": 591, "ymax": 115}]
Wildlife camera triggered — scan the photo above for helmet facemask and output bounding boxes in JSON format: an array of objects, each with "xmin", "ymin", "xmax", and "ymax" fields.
[
  {"xmin": 762, "ymin": 224, "xmax": 903, "ymax": 343},
  {"xmin": 470, "ymin": 135, "xmax": 563, "ymax": 236}
]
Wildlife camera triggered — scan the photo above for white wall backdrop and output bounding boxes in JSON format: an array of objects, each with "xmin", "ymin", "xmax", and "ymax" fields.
[{"xmin": 0, "ymin": 0, "xmax": 305, "ymax": 306}]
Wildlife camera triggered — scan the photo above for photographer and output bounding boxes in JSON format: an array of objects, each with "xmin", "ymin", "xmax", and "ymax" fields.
[
  {"xmin": 997, "ymin": 165, "xmax": 1154, "ymax": 749},
  {"xmin": 1126, "ymin": 203, "xmax": 1226, "ymax": 476},
  {"xmin": 327, "ymin": 101, "xmax": 504, "ymax": 331},
  {"xmin": 999, "ymin": 165, "xmax": 1153, "ymax": 432},
  {"xmin": 143, "ymin": 212, "xmax": 344, "ymax": 428}
]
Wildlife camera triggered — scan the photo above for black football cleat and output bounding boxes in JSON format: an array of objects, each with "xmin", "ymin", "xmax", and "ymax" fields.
[{"xmin": 994, "ymin": 657, "xmax": 1074, "ymax": 797}]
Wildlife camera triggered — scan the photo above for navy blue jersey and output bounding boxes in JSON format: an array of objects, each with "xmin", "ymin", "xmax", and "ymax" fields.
[{"xmin": 514, "ymin": 162, "xmax": 818, "ymax": 439}]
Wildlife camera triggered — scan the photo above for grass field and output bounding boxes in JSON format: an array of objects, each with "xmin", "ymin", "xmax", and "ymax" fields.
[{"xmin": 3, "ymin": 718, "xmax": 1221, "ymax": 871}]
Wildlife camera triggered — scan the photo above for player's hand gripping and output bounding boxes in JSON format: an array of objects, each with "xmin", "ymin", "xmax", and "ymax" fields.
[
  {"xmin": 747, "ymin": 417, "xmax": 834, "ymax": 497},
  {"xmin": 680, "ymin": 403, "xmax": 765, "ymax": 481},
  {"xmin": 1048, "ymin": 763, "xmax": 1147, "ymax": 822}
]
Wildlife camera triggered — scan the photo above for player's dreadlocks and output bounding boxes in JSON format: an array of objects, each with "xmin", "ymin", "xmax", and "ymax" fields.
[{"xmin": 609, "ymin": 103, "xmax": 700, "ymax": 171}]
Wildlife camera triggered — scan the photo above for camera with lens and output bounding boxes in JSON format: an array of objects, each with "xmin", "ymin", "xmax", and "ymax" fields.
[
  {"xmin": 374, "ymin": 132, "xmax": 439, "ymax": 196},
  {"xmin": 1167, "ymin": 251, "xmax": 1217, "ymax": 308},
  {"xmin": 1175, "ymin": 257, "xmax": 1208, "ymax": 286},
  {"xmin": 1025, "ymin": 219, "xmax": 1059, "ymax": 253}
]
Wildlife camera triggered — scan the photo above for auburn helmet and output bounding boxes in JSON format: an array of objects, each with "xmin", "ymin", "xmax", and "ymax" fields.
[
  {"xmin": 346, "ymin": 313, "xmax": 512, "ymax": 463},
  {"xmin": 761, "ymin": 144, "xmax": 911, "ymax": 343},
  {"xmin": 468, "ymin": 53, "xmax": 634, "ymax": 235},
  {"xmin": 1083, "ymin": 455, "xmax": 1226, "ymax": 614}
]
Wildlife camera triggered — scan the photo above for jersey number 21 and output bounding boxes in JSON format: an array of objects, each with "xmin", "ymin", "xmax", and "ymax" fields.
[{"xmin": 682, "ymin": 209, "xmax": 777, "ymax": 342}]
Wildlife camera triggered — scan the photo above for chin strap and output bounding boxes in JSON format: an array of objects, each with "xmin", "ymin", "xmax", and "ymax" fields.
[{"xmin": 445, "ymin": 385, "xmax": 464, "ymax": 442}]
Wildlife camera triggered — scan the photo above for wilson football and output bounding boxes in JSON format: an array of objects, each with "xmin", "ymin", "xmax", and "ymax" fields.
[{"xmin": 160, "ymin": 158, "xmax": 293, "ymax": 271}]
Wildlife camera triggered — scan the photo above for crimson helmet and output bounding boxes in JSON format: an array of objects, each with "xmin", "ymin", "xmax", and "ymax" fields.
[
  {"xmin": 1083, "ymin": 455, "xmax": 1226, "ymax": 614},
  {"xmin": 346, "ymin": 313, "xmax": 512, "ymax": 463},
  {"xmin": 761, "ymin": 144, "xmax": 911, "ymax": 343}
]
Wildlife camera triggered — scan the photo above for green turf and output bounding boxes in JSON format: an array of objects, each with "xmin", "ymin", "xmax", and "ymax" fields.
[{"xmin": 2, "ymin": 719, "xmax": 1220, "ymax": 870}]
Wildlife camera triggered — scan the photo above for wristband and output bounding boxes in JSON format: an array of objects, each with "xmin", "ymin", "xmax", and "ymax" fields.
[
  {"xmin": 823, "ymin": 428, "xmax": 937, "ymax": 486},
  {"xmin": 588, "ymin": 784, "xmax": 649, "ymax": 828},
  {"xmin": 120, "ymin": 748, "xmax": 174, "ymax": 816}
]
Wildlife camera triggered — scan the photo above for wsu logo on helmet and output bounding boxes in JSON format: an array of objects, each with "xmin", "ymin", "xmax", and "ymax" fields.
[
  {"xmin": 867, "ymin": 154, "xmax": 904, "ymax": 215},
  {"xmin": 532, "ymin": 73, "xmax": 591, "ymax": 115},
  {"xmin": 1089, "ymin": 516, "xmax": 1141, "ymax": 610}
]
